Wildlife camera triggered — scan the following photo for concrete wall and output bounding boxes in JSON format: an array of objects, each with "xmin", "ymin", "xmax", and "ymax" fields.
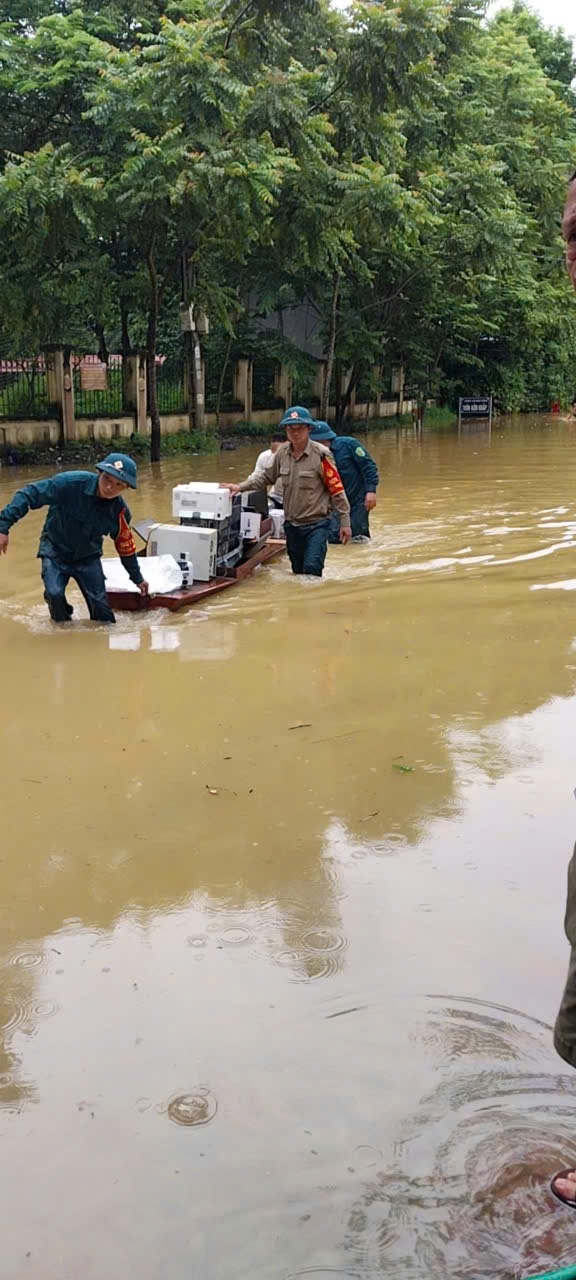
[{"xmin": 0, "ymin": 398, "xmax": 415, "ymax": 447}]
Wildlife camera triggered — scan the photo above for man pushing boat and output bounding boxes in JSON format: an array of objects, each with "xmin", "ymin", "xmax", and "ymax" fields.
[
  {"xmin": 0, "ymin": 453, "xmax": 148, "ymax": 623},
  {"xmin": 222, "ymin": 405, "xmax": 351, "ymax": 578}
]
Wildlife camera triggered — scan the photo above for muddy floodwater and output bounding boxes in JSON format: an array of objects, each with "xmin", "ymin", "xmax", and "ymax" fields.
[{"xmin": 3, "ymin": 417, "xmax": 576, "ymax": 1278}]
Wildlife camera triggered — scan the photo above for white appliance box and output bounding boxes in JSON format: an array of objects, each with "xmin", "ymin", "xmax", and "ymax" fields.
[
  {"xmin": 240, "ymin": 512, "xmax": 262, "ymax": 540},
  {"xmin": 172, "ymin": 483, "xmax": 232, "ymax": 521},
  {"xmin": 148, "ymin": 524, "xmax": 217, "ymax": 582}
]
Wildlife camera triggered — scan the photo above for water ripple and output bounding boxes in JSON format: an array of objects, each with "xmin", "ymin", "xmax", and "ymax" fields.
[
  {"xmin": 272, "ymin": 927, "xmax": 348, "ymax": 982},
  {"xmin": 165, "ymin": 1088, "xmax": 217, "ymax": 1127},
  {"xmin": 344, "ymin": 996, "xmax": 576, "ymax": 1279}
]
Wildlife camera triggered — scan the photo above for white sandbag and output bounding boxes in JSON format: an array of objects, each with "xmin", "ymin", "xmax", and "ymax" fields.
[{"xmin": 102, "ymin": 554, "xmax": 183, "ymax": 595}]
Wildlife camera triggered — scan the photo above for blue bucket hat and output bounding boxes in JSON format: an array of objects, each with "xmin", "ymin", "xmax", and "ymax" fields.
[
  {"xmin": 279, "ymin": 405, "xmax": 315, "ymax": 428},
  {"xmin": 309, "ymin": 421, "xmax": 337, "ymax": 442},
  {"xmin": 96, "ymin": 452, "xmax": 138, "ymax": 489}
]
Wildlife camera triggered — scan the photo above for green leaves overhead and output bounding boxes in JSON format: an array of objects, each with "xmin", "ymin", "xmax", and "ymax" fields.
[{"xmin": 0, "ymin": 0, "xmax": 574, "ymax": 431}]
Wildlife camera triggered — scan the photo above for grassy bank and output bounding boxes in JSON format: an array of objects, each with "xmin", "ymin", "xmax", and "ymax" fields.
[{"xmin": 1, "ymin": 408, "xmax": 457, "ymax": 469}]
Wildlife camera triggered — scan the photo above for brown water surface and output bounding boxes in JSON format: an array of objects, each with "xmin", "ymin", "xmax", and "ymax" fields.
[{"xmin": 1, "ymin": 417, "xmax": 576, "ymax": 1278}]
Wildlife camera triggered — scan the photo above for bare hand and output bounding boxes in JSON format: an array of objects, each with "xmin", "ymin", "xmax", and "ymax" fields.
[
  {"xmin": 138, "ymin": 580, "xmax": 150, "ymax": 596},
  {"xmin": 364, "ymin": 492, "xmax": 377, "ymax": 512},
  {"xmin": 339, "ymin": 525, "xmax": 352, "ymax": 545},
  {"xmin": 0, "ymin": 533, "xmax": 8, "ymax": 555},
  {"xmin": 220, "ymin": 483, "xmax": 241, "ymax": 495}
]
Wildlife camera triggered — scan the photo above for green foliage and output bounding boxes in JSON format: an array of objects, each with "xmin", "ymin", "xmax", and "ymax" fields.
[{"xmin": 0, "ymin": 0, "xmax": 574, "ymax": 445}]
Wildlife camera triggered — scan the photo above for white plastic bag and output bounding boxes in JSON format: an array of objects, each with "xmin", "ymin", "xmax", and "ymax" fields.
[{"xmin": 102, "ymin": 554, "xmax": 183, "ymax": 595}]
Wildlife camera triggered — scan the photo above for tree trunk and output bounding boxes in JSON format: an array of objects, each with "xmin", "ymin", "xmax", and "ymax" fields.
[
  {"xmin": 215, "ymin": 332, "xmax": 233, "ymax": 431},
  {"xmin": 93, "ymin": 323, "xmax": 108, "ymax": 367},
  {"xmin": 321, "ymin": 270, "xmax": 340, "ymax": 420},
  {"xmin": 336, "ymin": 362, "xmax": 360, "ymax": 431},
  {"xmin": 181, "ymin": 253, "xmax": 206, "ymax": 433},
  {"xmin": 414, "ymin": 388, "xmax": 426, "ymax": 431},
  {"xmin": 146, "ymin": 247, "xmax": 161, "ymax": 462},
  {"xmin": 191, "ymin": 329, "xmax": 206, "ymax": 432}
]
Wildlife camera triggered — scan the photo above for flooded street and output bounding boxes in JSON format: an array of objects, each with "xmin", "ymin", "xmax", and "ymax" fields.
[{"xmin": 2, "ymin": 415, "xmax": 576, "ymax": 1278}]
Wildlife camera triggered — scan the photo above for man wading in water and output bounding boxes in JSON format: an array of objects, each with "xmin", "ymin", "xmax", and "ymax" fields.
[
  {"xmin": 223, "ymin": 405, "xmax": 351, "ymax": 577},
  {"xmin": 547, "ymin": 174, "xmax": 576, "ymax": 1209},
  {"xmin": 0, "ymin": 452, "xmax": 148, "ymax": 623}
]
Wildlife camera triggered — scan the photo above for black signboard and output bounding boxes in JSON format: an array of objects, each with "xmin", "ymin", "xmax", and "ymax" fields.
[{"xmin": 458, "ymin": 395, "xmax": 493, "ymax": 424}]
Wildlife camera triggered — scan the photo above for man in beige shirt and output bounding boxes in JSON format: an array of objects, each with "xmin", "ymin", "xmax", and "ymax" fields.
[{"xmin": 223, "ymin": 405, "xmax": 351, "ymax": 576}]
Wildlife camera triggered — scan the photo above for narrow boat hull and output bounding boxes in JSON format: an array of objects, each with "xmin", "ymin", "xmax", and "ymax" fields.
[{"xmin": 106, "ymin": 539, "xmax": 286, "ymax": 612}]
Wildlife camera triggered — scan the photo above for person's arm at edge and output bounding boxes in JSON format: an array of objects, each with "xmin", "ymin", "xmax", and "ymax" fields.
[
  {"xmin": 114, "ymin": 506, "xmax": 148, "ymax": 593},
  {"xmin": 0, "ymin": 476, "xmax": 63, "ymax": 553},
  {"xmin": 322, "ymin": 450, "xmax": 351, "ymax": 541},
  {"xmin": 562, "ymin": 171, "xmax": 576, "ymax": 292},
  {"xmin": 221, "ymin": 455, "xmax": 279, "ymax": 495}
]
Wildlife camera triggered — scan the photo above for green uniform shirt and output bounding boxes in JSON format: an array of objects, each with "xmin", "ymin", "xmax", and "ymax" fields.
[{"xmin": 0, "ymin": 470, "xmax": 143, "ymax": 583}]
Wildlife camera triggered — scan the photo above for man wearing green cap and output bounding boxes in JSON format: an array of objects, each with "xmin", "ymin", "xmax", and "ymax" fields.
[
  {"xmin": 222, "ymin": 405, "xmax": 351, "ymax": 577},
  {"xmin": 0, "ymin": 452, "xmax": 148, "ymax": 623},
  {"xmin": 309, "ymin": 422, "xmax": 379, "ymax": 541}
]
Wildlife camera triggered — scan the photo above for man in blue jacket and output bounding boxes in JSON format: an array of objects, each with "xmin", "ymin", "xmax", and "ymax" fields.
[
  {"xmin": 0, "ymin": 452, "xmax": 148, "ymax": 623},
  {"xmin": 309, "ymin": 422, "xmax": 379, "ymax": 541}
]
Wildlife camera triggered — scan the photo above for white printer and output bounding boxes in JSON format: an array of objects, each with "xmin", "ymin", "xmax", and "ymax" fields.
[
  {"xmin": 148, "ymin": 524, "xmax": 217, "ymax": 582},
  {"xmin": 172, "ymin": 482, "xmax": 233, "ymax": 521}
]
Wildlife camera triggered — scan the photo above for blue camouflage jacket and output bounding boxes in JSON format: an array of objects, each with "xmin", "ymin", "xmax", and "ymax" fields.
[
  {"xmin": 330, "ymin": 437, "xmax": 379, "ymax": 508},
  {"xmin": 0, "ymin": 470, "xmax": 143, "ymax": 582}
]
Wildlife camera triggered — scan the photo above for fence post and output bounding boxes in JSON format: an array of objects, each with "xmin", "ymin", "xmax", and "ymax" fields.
[
  {"xmin": 391, "ymin": 363, "xmax": 405, "ymax": 418},
  {"xmin": 233, "ymin": 358, "xmax": 253, "ymax": 423},
  {"xmin": 313, "ymin": 361, "xmax": 325, "ymax": 405},
  {"xmin": 274, "ymin": 363, "xmax": 292, "ymax": 410},
  {"xmin": 124, "ymin": 353, "xmax": 148, "ymax": 434},
  {"xmin": 136, "ymin": 353, "xmax": 147, "ymax": 435},
  {"xmin": 62, "ymin": 349, "xmax": 77, "ymax": 440},
  {"xmin": 46, "ymin": 348, "xmax": 76, "ymax": 442},
  {"xmin": 371, "ymin": 365, "xmax": 382, "ymax": 419},
  {"xmin": 45, "ymin": 349, "xmax": 59, "ymax": 406}
]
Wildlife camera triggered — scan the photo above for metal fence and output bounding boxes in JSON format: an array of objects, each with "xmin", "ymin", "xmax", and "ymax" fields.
[
  {"xmin": 156, "ymin": 352, "xmax": 186, "ymax": 414},
  {"xmin": 72, "ymin": 354, "xmax": 124, "ymax": 418},
  {"xmin": 0, "ymin": 358, "xmax": 50, "ymax": 420}
]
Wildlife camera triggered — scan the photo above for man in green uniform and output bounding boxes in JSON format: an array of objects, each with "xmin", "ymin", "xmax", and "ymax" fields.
[
  {"xmin": 0, "ymin": 452, "xmax": 148, "ymax": 624},
  {"xmin": 308, "ymin": 421, "xmax": 379, "ymax": 541},
  {"xmin": 223, "ymin": 405, "xmax": 351, "ymax": 577}
]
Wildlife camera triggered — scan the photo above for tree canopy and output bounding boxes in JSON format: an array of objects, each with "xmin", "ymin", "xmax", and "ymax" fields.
[{"xmin": 0, "ymin": 0, "xmax": 575, "ymax": 450}]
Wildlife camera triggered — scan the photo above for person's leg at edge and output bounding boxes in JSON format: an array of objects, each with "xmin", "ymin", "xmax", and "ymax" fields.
[
  {"xmin": 284, "ymin": 522, "xmax": 305, "ymax": 575},
  {"xmin": 41, "ymin": 556, "xmax": 73, "ymax": 622},
  {"xmin": 552, "ymin": 842, "xmax": 576, "ymax": 1202},
  {"xmin": 302, "ymin": 520, "xmax": 330, "ymax": 577},
  {"xmin": 327, "ymin": 510, "xmax": 341, "ymax": 545},
  {"xmin": 73, "ymin": 557, "xmax": 116, "ymax": 623},
  {"xmin": 350, "ymin": 500, "xmax": 370, "ymax": 540}
]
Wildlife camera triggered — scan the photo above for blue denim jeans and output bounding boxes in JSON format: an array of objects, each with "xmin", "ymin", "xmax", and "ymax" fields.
[
  {"xmin": 41, "ymin": 554, "xmax": 116, "ymax": 623},
  {"xmin": 284, "ymin": 519, "xmax": 330, "ymax": 577}
]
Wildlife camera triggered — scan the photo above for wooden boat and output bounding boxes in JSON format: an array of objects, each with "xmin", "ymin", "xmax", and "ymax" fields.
[{"xmin": 106, "ymin": 534, "xmax": 286, "ymax": 613}]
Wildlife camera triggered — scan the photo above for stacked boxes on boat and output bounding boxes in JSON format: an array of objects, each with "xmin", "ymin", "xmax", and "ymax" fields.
[
  {"xmin": 127, "ymin": 482, "xmax": 281, "ymax": 592},
  {"xmin": 173, "ymin": 482, "xmax": 243, "ymax": 569},
  {"xmin": 141, "ymin": 481, "xmax": 276, "ymax": 588}
]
